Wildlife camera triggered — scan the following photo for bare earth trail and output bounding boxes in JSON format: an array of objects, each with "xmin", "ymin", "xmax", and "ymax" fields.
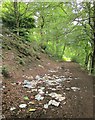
[{"xmin": 2, "ymin": 52, "xmax": 94, "ymax": 119}]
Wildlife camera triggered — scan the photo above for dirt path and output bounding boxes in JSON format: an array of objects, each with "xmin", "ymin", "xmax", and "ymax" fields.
[{"xmin": 2, "ymin": 52, "xmax": 94, "ymax": 119}]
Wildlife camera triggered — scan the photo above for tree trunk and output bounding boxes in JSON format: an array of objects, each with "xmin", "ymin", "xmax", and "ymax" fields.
[
  {"xmin": 91, "ymin": 40, "xmax": 95, "ymax": 73},
  {"xmin": 91, "ymin": 1, "xmax": 95, "ymax": 73},
  {"xmin": 61, "ymin": 43, "xmax": 66, "ymax": 58},
  {"xmin": 13, "ymin": 1, "xmax": 19, "ymax": 35}
]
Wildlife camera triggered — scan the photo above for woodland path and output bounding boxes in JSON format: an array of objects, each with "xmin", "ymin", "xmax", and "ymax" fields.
[{"xmin": 2, "ymin": 52, "xmax": 94, "ymax": 119}]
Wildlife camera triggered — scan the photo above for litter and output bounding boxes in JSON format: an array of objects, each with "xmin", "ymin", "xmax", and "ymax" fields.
[
  {"xmin": 38, "ymin": 88, "xmax": 44, "ymax": 95},
  {"xmin": 48, "ymin": 69, "xmax": 58, "ymax": 73},
  {"xmin": 55, "ymin": 96, "xmax": 65, "ymax": 101},
  {"xmin": 75, "ymin": 77, "xmax": 79, "ymax": 80},
  {"xmin": 35, "ymin": 94, "xmax": 44, "ymax": 101},
  {"xmin": 49, "ymin": 92, "xmax": 65, "ymax": 101},
  {"xmin": 56, "ymin": 78, "xmax": 63, "ymax": 82},
  {"xmin": 43, "ymin": 74, "xmax": 49, "ymax": 80},
  {"xmin": 39, "ymin": 91, "xmax": 44, "ymax": 95},
  {"xmin": 32, "ymin": 89, "xmax": 37, "ymax": 92},
  {"xmin": 16, "ymin": 81, "xmax": 22, "ymax": 85},
  {"xmin": 35, "ymin": 75, "xmax": 41, "ymax": 80},
  {"xmin": 44, "ymin": 104, "xmax": 48, "ymax": 109},
  {"xmin": 30, "ymin": 76, "xmax": 34, "ymax": 79},
  {"xmin": 46, "ymin": 91, "xmax": 48, "ymax": 94},
  {"xmin": 30, "ymin": 96, "xmax": 35, "ymax": 99},
  {"xmin": 56, "ymin": 85, "xmax": 62, "ymax": 89},
  {"xmin": 19, "ymin": 104, "xmax": 27, "ymax": 108},
  {"xmin": 49, "ymin": 92, "xmax": 58, "ymax": 98},
  {"xmin": 11, "ymin": 83, "xmax": 16, "ymax": 85},
  {"xmin": 10, "ymin": 107, "xmax": 16, "ymax": 111},
  {"xmin": 48, "ymin": 100, "xmax": 60, "ymax": 107},
  {"xmin": 38, "ymin": 65, "xmax": 44, "ymax": 69},
  {"xmin": 51, "ymin": 88, "xmax": 56, "ymax": 91},
  {"xmin": 68, "ymin": 77, "xmax": 73, "ymax": 80},
  {"xmin": 28, "ymin": 101, "xmax": 35, "ymax": 105},
  {"xmin": 24, "ymin": 75, "xmax": 33, "ymax": 79},
  {"xmin": 63, "ymin": 101, "xmax": 66, "ymax": 105},
  {"xmin": 59, "ymin": 76, "xmax": 65, "ymax": 78},
  {"xmin": 40, "ymin": 87, "xmax": 45, "ymax": 90},
  {"xmin": 66, "ymin": 88, "xmax": 70, "ymax": 91},
  {"xmin": 24, "ymin": 96, "xmax": 29, "ymax": 100},
  {"xmin": 29, "ymin": 108, "xmax": 36, "ymax": 112},
  {"xmin": 46, "ymin": 80, "xmax": 59, "ymax": 86},
  {"xmin": 71, "ymin": 87, "xmax": 80, "ymax": 91},
  {"xmin": 66, "ymin": 80, "xmax": 70, "ymax": 83},
  {"xmin": 3, "ymin": 86, "xmax": 5, "ymax": 89},
  {"xmin": 23, "ymin": 80, "xmax": 37, "ymax": 88},
  {"xmin": 27, "ymin": 91, "xmax": 31, "ymax": 93}
]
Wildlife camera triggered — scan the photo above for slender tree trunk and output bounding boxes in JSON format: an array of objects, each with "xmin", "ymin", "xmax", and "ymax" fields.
[
  {"xmin": 13, "ymin": 1, "xmax": 19, "ymax": 35},
  {"xmin": 61, "ymin": 43, "xmax": 66, "ymax": 58},
  {"xmin": 91, "ymin": 1, "xmax": 95, "ymax": 73},
  {"xmin": 85, "ymin": 44, "xmax": 89, "ymax": 68},
  {"xmin": 91, "ymin": 40, "xmax": 95, "ymax": 73}
]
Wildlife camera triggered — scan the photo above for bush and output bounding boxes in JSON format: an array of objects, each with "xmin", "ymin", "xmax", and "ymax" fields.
[
  {"xmin": 71, "ymin": 56, "xmax": 79, "ymax": 63},
  {"xmin": 19, "ymin": 58, "xmax": 25, "ymax": 65},
  {"xmin": 2, "ymin": 66, "xmax": 10, "ymax": 78}
]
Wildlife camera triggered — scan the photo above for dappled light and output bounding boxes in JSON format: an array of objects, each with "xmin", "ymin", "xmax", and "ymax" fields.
[{"xmin": 1, "ymin": 1, "xmax": 95, "ymax": 119}]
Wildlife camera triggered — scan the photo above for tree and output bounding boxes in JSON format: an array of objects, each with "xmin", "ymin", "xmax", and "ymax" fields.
[
  {"xmin": 2, "ymin": 1, "xmax": 95, "ymax": 74},
  {"xmin": 2, "ymin": 1, "xmax": 35, "ymax": 37}
]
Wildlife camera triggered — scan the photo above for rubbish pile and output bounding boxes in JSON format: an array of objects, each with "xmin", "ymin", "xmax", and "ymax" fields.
[{"xmin": 9, "ymin": 70, "xmax": 80, "ymax": 113}]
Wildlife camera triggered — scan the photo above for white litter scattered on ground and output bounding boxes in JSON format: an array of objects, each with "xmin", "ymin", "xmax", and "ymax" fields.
[
  {"xmin": 38, "ymin": 65, "xmax": 44, "ymax": 69},
  {"xmin": 32, "ymin": 89, "xmax": 37, "ymax": 92},
  {"xmin": 49, "ymin": 92, "xmax": 65, "ymax": 101},
  {"xmin": 71, "ymin": 87, "xmax": 80, "ymax": 91},
  {"xmin": 75, "ymin": 77, "xmax": 80, "ymax": 80},
  {"xmin": 35, "ymin": 75, "xmax": 41, "ymax": 80},
  {"xmin": 44, "ymin": 104, "xmax": 49, "ymax": 109},
  {"xmin": 10, "ymin": 107, "xmax": 16, "ymax": 111},
  {"xmin": 23, "ymin": 80, "xmax": 38, "ymax": 88},
  {"xmin": 19, "ymin": 104, "xmax": 27, "ymax": 108},
  {"xmin": 21, "ymin": 73, "xmax": 79, "ymax": 110},
  {"xmin": 35, "ymin": 94, "xmax": 44, "ymax": 101},
  {"xmin": 3, "ymin": 86, "xmax": 5, "ymax": 89},
  {"xmin": 48, "ymin": 69, "xmax": 58, "ymax": 73},
  {"xmin": 66, "ymin": 88, "xmax": 70, "ymax": 91},
  {"xmin": 38, "ymin": 89, "xmax": 44, "ymax": 95},
  {"xmin": 48, "ymin": 100, "xmax": 60, "ymax": 107}
]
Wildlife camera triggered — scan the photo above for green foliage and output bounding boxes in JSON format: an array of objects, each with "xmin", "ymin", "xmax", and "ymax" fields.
[
  {"xmin": 1, "ymin": 1, "xmax": 95, "ymax": 74},
  {"xmin": 71, "ymin": 56, "xmax": 79, "ymax": 63},
  {"xmin": 2, "ymin": 2, "xmax": 35, "ymax": 37},
  {"xmin": 2, "ymin": 66, "xmax": 10, "ymax": 78},
  {"xmin": 19, "ymin": 58, "xmax": 25, "ymax": 65}
]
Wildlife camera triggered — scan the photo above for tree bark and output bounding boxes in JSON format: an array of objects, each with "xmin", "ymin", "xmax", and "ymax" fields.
[
  {"xmin": 91, "ymin": 1, "xmax": 95, "ymax": 73},
  {"xmin": 13, "ymin": 1, "xmax": 19, "ymax": 35}
]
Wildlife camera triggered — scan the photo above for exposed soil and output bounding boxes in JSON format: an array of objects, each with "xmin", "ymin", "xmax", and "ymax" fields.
[{"xmin": 2, "ymin": 50, "xmax": 94, "ymax": 120}]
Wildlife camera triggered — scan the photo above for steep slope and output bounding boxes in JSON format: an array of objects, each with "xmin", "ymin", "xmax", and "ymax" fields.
[{"xmin": 1, "ymin": 28, "xmax": 94, "ymax": 119}]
